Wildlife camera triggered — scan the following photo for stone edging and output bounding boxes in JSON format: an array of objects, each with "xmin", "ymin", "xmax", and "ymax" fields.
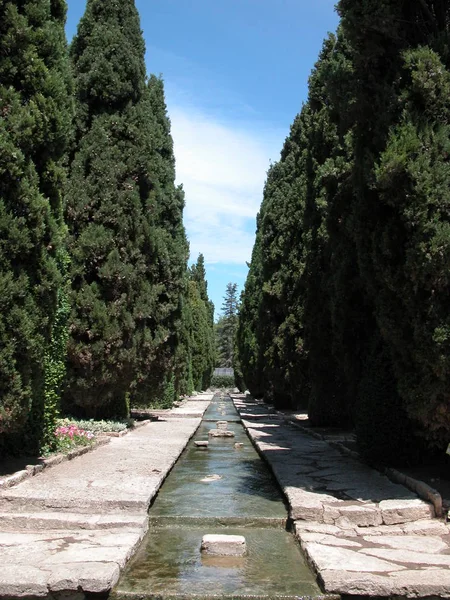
[
  {"xmin": 279, "ymin": 412, "xmax": 443, "ymax": 521},
  {"xmin": 99, "ymin": 419, "xmax": 151, "ymax": 437},
  {"xmin": 0, "ymin": 437, "xmax": 111, "ymax": 491},
  {"xmin": 385, "ymin": 467, "xmax": 443, "ymax": 518}
]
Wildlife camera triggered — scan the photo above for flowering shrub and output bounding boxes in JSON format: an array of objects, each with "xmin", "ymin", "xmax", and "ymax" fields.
[{"xmin": 54, "ymin": 423, "xmax": 95, "ymax": 452}]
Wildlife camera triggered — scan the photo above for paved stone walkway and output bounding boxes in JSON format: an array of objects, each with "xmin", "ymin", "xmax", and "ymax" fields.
[
  {"xmin": 0, "ymin": 393, "xmax": 213, "ymax": 599},
  {"xmin": 231, "ymin": 394, "xmax": 450, "ymax": 598}
]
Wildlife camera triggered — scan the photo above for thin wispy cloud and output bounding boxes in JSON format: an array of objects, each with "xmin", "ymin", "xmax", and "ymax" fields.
[{"xmin": 168, "ymin": 102, "xmax": 284, "ymax": 265}]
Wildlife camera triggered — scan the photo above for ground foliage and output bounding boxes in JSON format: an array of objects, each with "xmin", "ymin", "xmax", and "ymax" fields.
[
  {"xmin": 238, "ymin": 0, "xmax": 450, "ymax": 465},
  {"xmin": 0, "ymin": 0, "xmax": 73, "ymax": 456}
]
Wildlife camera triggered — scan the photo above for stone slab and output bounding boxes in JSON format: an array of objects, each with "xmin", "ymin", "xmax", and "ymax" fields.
[
  {"xmin": 201, "ymin": 534, "xmax": 247, "ymax": 556},
  {"xmin": 360, "ymin": 547, "xmax": 450, "ymax": 566},
  {"xmin": 0, "ymin": 417, "xmax": 202, "ymax": 514},
  {"xmin": 362, "ymin": 534, "xmax": 449, "ymax": 553},
  {"xmin": 194, "ymin": 441, "xmax": 209, "ymax": 447},
  {"xmin": 0, "ymin": 511, "xmax": 147, "ymax": 531},
  {"xmin": 47, "ymin": 562, "xmax": 120, "ymax": 593},
  {"xmin": 304, "ymin": 542, "xmax": 407, "ymax": 573},
  {"xmin": 319, "ymin": 568, "xmax": 450, "ymax": 597},
  {"xmin": 0, "ymin": 565, "xmax": 48, "ymax": 598},
  {"xmin": 380, "ymin": 499, "xmax": 435, "ymax": 524},
  {"xmin": 335, "ymin": 504, "xmax": 383, "ymax": 527},
  {"xmin": 208, "ymin": 429, "xmax": 235, "ymax": 438}
]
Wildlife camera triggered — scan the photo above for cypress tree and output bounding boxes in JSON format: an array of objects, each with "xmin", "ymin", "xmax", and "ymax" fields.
[
  {"xmin": 373, "ymin": 46, "xmax": 450, "ymax": 449},
  {"xmin": 188, "ymin": 255, "xmax": 215, "ymax": 391},
  {"xmin": 238, "ymin": 112, "xmax": 311, "ymax": 409},
  {"xmin": 0, "ymin": 0, "xmax": 72, "ymax": 454},
  {"xmin": 216, "ymin": 283, "xmax": 239, "ymax": 368},
  {"xmin": 66, "ymin": 0, "xmax": 188, "ymax": 416},
  {"xmin": 130, "ymin": 76, "xmax": 189, "ymax": 407},
  {"xmin": 301, "ymin": 31, "xmax": 357, "ymax": 426},
  {"xmin": 236, "ymin": 225, "xmax": 265, "ymax": 398},
  {"xmin": 338, "ymin": 0, "xmax": 450, "ymax": 459}
]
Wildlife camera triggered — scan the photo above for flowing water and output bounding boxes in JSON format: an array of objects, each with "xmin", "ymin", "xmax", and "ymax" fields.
[{"xmin": 112, "ymin": 394, "xmax": 331, "ymax": 599}]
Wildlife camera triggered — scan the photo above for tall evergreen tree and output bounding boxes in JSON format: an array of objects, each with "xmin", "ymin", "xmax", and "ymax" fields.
[
  {"xmin": 236, "ymin": 234, "xmax": 265, "ymax": 398},
  {"xmin": 0, "ymin": 0, "xmax": 73, "ymax": 454},
  {"xmin": 338, "ymin": 0, "xmax": 450, "ymax": 458},
  {"xmin": 66, "ymin": 0, "xmax": 188, "ymax": 416},
  {"xmin": 216, "ymin": 283, "xmax": 239, "ymax": 368},
  {"xmin": 188, "ymin": 255, "xmax": 214, "ymax": 391},
  {"xmin": 130, "ymin": 76, "xmax": 189, "ymax": 407}
]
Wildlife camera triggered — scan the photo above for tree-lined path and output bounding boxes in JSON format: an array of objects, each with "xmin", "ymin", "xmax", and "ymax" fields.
[{"xmin": 0, "ymin": 391, "xmax": 449, "ymax": 598}]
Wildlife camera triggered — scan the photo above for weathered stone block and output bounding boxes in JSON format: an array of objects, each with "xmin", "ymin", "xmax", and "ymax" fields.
[
  {"xmin": 48, "ymin": 562, "xmax": 120, "ymax": 593},
  {"xmin": 209, "ymin": 429, "xmax": 235, "ymax": 438},
  {"xmin": 216, "ymin": 421, "xmax": 228, "ymax": 430},
  {"xmin": 194, "ymin": 441, "xmax": 209, "ymax": 447},
  {"xmin": 337, "ymin": 505, "xmax": 383, "ymax": 527},
  {"xmin": 201, "ymin": 534, "xmax": 247, "ymax": 556},
  {"xmin": 380, "ymin": 499, "xmax": 434, "ymax": 525}
]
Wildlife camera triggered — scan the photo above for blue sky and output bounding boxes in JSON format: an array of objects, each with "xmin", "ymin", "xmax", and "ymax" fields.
[{"xmin": 66, "ymin": 0, "xmax": 340, "ymax": 318}]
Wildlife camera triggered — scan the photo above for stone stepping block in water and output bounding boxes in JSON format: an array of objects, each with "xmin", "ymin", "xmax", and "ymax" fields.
[
  {"xmin": 201, "ymin": 534, "xmax": 247, "ymax": 556},
  {"xmin": 216, "ymin": 421, "xmax": 228, "ymax": 430},
  {"xmin": 209, "ymin": 429, "xmax": 235, "ymax": 438},
  {"xmin": 194, "ymin": 441, "xmax": 209, "ymax": 448}
]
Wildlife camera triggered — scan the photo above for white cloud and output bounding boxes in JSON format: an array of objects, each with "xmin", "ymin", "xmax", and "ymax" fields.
[{"xmin": 167, "ymin": 103, "xmax": 284, "ymax": 265}]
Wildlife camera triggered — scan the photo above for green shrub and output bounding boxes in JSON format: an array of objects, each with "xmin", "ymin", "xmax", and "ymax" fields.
[
  {"xmin": 56, "ymin": 418, "xmax": 132, "ymax": 434},
  {"xmin": 210, "ymin": 375, "xmax": 235, "ymax": 388}
]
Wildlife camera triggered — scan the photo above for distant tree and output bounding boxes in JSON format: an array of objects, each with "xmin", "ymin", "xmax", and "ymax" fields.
[
  {"xmin": 236, "ymin": 239, "xmax": 265, "ymax": 398},
  {"xmin": 188, "ymin": 255, "xmax": 215, "ymax": 390},
  {"xmin": 0, "ymin": 0, "xmax": 73, "ymax": 455},
  {"xmin": 216, "ymin": 283, "xmax": 239, "ymax": 368}
]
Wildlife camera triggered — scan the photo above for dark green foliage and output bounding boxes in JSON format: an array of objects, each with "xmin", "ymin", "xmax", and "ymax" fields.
[
  {"xmin": 0, "ymin": 0, "xmax": 73, "ymax": 455},
  {"xmin": 337, "ymin": 0, "xmax": 450, "ymax": 454},
  {"xmin": 356, "ymin": 334, "xmax": 429, "ymax": 467},
  {"xmin": 232, "ymin": 332, "xmax": 245, "ymax": 392},
  {"xmin": 66, "ymin": 1, "xmax": 188, "ymax": 417},
  {"xmin": 215, "ymin": 282, "xmax": 239, "ymax": 369},
  {"xmin": 302, "ymin": 32, "xmax": 356, "ymax": 426},
  {"xmin": 174, "ymin": 287, "xmax": 194, "ymax": 398},
  {"xmin": 188, "ymin": 255, "xmax": 215, "ymax": 391},
  {"xmin": 368, "ymin": 47, "xmax": 450, "ymax": 448},
  {"xmin": 42, "ymin": 248, "xmax": 71, "ymax": 452},
  {"xmin": 238, "ymin": 1, "xmax": 450, "ymax": 464},
  {"xmin": 236, "ymin": 233, "xmax": 265, "ymax": 398},
  {"xmin": 130, "ymin": 77, "xmax": 189, "ymax": 408},
  {"xmin": 210, "ymin": 375, "xmax": 235, "ymax": 389}
]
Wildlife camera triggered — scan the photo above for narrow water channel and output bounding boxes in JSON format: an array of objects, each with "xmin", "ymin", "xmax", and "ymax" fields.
[{"xmin": 112, "ymin": 393, "xmax": 324, "ymax": 599}]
